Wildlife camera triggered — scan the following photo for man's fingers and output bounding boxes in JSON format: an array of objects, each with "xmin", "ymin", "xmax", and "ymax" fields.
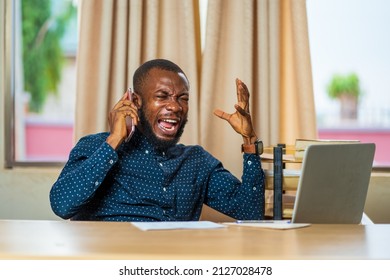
[
  {"xmin": 235, "ymin": 78, "xmax": 250, "ymax": 111},
  {"xmin": 113, "ymin": 100, "xmax": 136, "ymax": 112},
  {"xmin": 117, "ymin": 107, "xmax": 139, "ymax": 122},
  {"xmin": 240, "ymin": 81, "xmax": 249, "ymax": 94},
  {"xmin": 234, "ymin": 104, "xmax": 249, "ymax": 116},
  {"xmin": 112, "ymin": 95, "xmax": 127, "ymax": 110},
  {"xmin": 235, "ymin": 78, "xmax": 242, "ymax": 102},
  {"xmin": 213, "ymin": 109, "xmax": 231, "ymax": 121}
]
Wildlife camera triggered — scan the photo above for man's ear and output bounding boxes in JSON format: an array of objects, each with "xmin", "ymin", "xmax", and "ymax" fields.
[{"xmin": 132, "ymin": 92, "xmax": 142, "ymax": 109}]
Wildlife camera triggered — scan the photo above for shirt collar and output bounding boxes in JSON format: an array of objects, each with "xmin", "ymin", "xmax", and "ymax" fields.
[{"xmin": 123, "ymin": 128, "xmax": 182, "ymax": 158}]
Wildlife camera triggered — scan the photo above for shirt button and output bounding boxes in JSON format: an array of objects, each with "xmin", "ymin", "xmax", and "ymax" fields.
[
  {"xmin": 159, "ymin": 163, "xmax": 163, "ymax": 167},
  {"xmin": 247, "ymin": 160, "xmax": 252, "ymax": 165},
  {"xmin": 145, "ymin": 150, "xmax": 149, "ymax": 154},
  {"xmin": 253, "ymin": 187, "xmax": 257, "ymax": 191},
  {"xmin": 109, "ymin": 159, "xmax": 114, "ymax": 164},
  {"xmin": 163, "ymin": 187, "xmax": 167, "ymax": 192},
  {"xmin": 94, "ymin": 181, "xmax": 99, "ymax": 186}
]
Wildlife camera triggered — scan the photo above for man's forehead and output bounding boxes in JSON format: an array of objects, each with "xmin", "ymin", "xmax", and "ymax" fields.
[{"xmin": 148, "ymin": 69, "xmax": 189, "ymax": 89}]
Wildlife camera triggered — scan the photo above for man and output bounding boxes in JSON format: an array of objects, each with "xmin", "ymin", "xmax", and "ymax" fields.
[{"xmin": 50, "ymin": 59, "xmax": 265, "ymax": 221}]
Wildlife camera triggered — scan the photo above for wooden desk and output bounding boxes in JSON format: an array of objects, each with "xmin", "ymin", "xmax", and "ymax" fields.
[{"xmin": 1, "ymin": 220, "xmax": 390, "ymax": 260}]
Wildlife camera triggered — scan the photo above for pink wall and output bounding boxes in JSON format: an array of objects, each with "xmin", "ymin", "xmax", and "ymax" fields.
[
  {"xmin": 24, "ymin": 121, "xmax": 390, "ymax": 167},
  {"xmin": 319, "ymin": 128, "xmax": 390, "ymax": 167},
  {"xmin": 25, "ymin": 121, "xmax": 74, "ymax": 161}
]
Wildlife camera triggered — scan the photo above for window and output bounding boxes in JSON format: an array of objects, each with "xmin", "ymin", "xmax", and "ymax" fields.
[
  {"xmin": 307, "ymin": 0, "xmax": 390, "ymax": 168},
  {"xmin": 5, "ymin": 0, "xmax": 78, "ymax": 166}
]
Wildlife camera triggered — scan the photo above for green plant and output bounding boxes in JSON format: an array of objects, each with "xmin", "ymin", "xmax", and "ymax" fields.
[
  {"xmin": 326, "ymin": 73, "xmax": 361, "ymax": 99},
  {"xmin": 21, "ymin": 0, "xmax": 76, "ymax": 113}
]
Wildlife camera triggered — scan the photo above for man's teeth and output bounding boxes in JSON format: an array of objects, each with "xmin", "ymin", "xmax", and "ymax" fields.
[
  {"xmin": 162, "ymin": 119, "xmax": 178, "ymax": 124},
  {"xmin": 159, "ymin": 119, "xmax": 179, "ymax": 131}
]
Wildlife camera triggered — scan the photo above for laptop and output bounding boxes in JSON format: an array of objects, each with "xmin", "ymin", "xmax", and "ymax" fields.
[
  {"xmin": 236, "ymin": 143, "xmax": 375, "ymax": 225},
  {"xmin": 291, "ymin": 143, "xmax": 375, "ymax": 224}
]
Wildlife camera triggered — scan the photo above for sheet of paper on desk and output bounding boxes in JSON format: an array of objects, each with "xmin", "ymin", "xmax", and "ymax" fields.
[
  {"xmin": 225, "ymin": 222, "xmax": 311, "ymax": 230},
  {"xmin": 131, "ymin": 221, "xmax": 227, "ymax": 231}
]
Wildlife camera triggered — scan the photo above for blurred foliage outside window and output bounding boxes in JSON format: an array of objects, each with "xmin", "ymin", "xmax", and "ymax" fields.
[{"xmin": 21, "ymin": 0, "xmax": 76, "ymax": 113}]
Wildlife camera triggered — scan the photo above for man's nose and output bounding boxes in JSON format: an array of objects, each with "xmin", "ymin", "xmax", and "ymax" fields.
[{"xmin": 166, "ymin": 98, "xmax": 183, "ymax": 112}]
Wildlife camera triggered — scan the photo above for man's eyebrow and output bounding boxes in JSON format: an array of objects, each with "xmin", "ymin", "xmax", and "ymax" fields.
[{"xmin": 155, "ymin": 87, "xmax": 189, "ymax": 94}]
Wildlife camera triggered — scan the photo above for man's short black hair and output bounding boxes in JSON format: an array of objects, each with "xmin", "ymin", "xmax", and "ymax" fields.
[{"xmin": 133, "ymin": 59, "xmax": 189, "ymax": 95}]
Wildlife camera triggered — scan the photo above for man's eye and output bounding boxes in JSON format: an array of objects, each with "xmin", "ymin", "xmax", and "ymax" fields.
[
  {"xmin": 180, "ymin": 95, "xmax": 189, "ymax": 102},
  {"xmin": 156, "ymin": 93, "xmax": 168, "ymax": 99}
]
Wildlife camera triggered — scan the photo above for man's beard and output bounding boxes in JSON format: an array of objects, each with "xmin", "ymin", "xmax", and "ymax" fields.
[{"xmin": 138, "ymin": 107, "xmax": 187, "ymax": 151}]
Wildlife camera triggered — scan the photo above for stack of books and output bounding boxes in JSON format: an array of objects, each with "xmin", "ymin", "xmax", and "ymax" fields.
[
  {"xmin": 262, "ymin": 138, "xmax": 360, "ymax": 219},
  {"xmin": 294, "ymin": 138, "xmax": 360, "ymax": 159}
]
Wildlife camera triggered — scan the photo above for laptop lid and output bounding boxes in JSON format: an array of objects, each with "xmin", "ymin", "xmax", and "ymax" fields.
[{"xmin": 291, "ymin": 143, "xmax": 375, "ymax": 224}]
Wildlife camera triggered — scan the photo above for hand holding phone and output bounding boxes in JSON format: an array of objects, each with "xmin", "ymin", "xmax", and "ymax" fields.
[{"xmin": 124, "ymin": 88, "xmax": 135, "ymax": 142}]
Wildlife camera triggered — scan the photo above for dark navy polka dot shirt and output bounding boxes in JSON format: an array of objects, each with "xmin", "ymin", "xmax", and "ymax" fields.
[{"xmin": 50, "ymin": 130, "xmax": 265, "ymax": 221}]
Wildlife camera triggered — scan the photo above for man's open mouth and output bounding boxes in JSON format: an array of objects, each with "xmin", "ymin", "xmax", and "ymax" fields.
[{"xmin": 157, "ymin": 118, "xmax": 180, "ymax": 135}]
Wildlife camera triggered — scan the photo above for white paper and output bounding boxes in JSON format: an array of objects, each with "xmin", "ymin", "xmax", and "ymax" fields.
[
  {"xmin": 131, "ymin": 221, "xmax": 227, "ymax": 231},
  {"xmin": 225, "ymin": 222, "xmax": 311, "ymax": 230}
]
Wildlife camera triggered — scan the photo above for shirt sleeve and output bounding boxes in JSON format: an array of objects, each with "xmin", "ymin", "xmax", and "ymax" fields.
[
  {"xmin": 204, "ymin": 153, "xmax": 265, "ymax": 220},
  {"xmin": 49, "ymin": 135, "xmax": 118, "ymax": 219}
]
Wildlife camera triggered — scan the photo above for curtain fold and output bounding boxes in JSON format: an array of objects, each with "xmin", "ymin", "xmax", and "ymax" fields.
[{"xmin": 279, "ymin": 0, "xmax": 317, "ymax": 144}]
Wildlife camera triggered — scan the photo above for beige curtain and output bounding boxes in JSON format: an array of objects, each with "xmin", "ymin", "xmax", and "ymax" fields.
[
  {"xmin": 279, "ymin": 0, "xmax": 317, "ymax": 143},
  {"xmin": 75, "ymin": 0, "xmax": 201, "ymax": 144},
  {"xmin": 200, "ymin": 0, "xmax": 317, "ymax": 177}
]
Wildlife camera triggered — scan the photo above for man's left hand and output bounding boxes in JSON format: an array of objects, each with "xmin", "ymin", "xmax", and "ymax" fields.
[{"xmin": 214, "ymin": 78, "xmax": 257, "ymax": 144}]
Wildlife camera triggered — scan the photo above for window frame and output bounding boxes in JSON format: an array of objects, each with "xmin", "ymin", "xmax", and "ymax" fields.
[{"xmin": 4, "ymin": 0, "xmax": 65, "ymax": 168}]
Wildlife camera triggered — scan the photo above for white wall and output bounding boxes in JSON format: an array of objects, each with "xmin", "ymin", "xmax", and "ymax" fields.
[
  {"xmin": 0, "ymin": 169, "xmax": 61, "ymax": 220},
  {"xmin": 0, "ymin": 0, "xmax": 60, "ymax": 220}
]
